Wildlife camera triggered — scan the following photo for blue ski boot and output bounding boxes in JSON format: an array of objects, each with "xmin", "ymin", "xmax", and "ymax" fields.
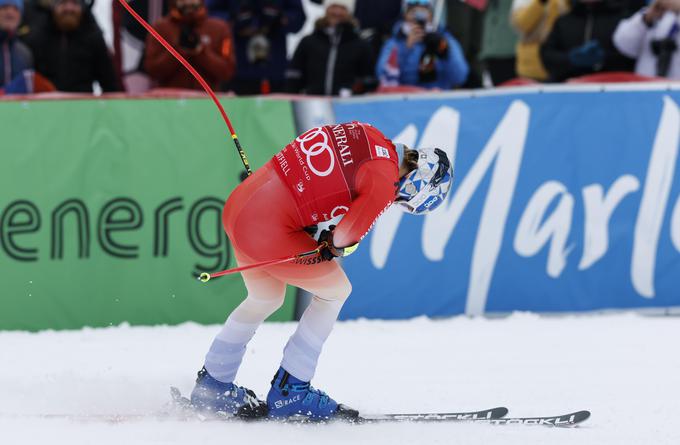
[
  {"xmin": 190, "ymin": 367, "xmax": 268, "ymax": 419},
  {"xmin": 267, "ymin": 367, "xmax": 359, "ymax": 421}
]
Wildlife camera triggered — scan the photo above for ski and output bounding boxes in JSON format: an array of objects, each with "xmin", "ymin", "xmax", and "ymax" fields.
[
  {"xmin": 357, "ymin": 407, "xmax": 509, "ymax": 423},
  {"xmin": 472, "ymin": 410, "xmax": 591, "ymax": 427}
]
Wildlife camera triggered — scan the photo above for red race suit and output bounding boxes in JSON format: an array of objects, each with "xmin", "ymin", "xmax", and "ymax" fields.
[{"xmin": 222, "ymin": 122, "xmax": 398, "ymax": 283}]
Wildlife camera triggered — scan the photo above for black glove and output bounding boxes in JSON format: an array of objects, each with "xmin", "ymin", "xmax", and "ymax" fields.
[
  {"xmin": 179, "ymin": 25, "xmax": 200, "ymax": 50},
  {"xmin": 317, "ymin": 227, "xmax": 359, "ymax": 261}
]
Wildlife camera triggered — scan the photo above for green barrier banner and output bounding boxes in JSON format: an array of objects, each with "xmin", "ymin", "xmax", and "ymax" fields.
[{"xmin": 0, "ymin": 97, "xmax": 298, "ymax": 330}]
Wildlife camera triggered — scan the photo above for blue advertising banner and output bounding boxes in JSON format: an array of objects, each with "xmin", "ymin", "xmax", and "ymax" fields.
[{"xmin": 333, "ymin": 88, "xmax": 680, "ymax": 318}]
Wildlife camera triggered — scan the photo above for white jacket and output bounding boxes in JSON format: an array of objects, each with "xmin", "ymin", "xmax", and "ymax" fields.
[{"xmin": 613, "ymin": 10, "xmax": 680, "ymax": 79}]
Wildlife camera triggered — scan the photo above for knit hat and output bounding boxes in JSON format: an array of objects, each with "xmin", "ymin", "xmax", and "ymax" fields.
[
  {"xmin": 0, "ymin": 0, "xmax": 23, "ymax": 13},
  {"xmin": 325, "ymin": 0, "xmax": 355, "ymax": 13}
]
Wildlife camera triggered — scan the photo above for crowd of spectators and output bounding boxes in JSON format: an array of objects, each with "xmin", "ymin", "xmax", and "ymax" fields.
[{"xmin": 2, "ymin": 0, "xmax": 680, "ymax": 96}]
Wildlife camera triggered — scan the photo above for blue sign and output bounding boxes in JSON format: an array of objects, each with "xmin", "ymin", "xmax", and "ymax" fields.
[{"xmin": 333, "ymin": 89, "xmax": 680, "ymax": 319}]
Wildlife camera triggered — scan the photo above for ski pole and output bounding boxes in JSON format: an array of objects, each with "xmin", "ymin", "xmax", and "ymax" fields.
[
  {"xmin": 198, "ymin": 242, "xmax": 328, "ymax": 283},
  {"xmin": 116, "ymin": 0, "xmax": 253, "ymax": 177}
]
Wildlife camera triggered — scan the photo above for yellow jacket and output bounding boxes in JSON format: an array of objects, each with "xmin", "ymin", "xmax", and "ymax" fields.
[{"xmin": 511, "ymin": 0, "xmax": 570, "ymax": 80}]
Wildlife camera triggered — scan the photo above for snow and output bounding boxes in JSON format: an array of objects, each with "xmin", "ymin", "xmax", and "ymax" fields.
[{"xmin": 1, "ymin": 313, "xmax": 679, "ymax": 445}]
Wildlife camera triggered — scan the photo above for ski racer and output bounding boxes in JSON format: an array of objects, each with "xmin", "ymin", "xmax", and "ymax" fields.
[{"xmin": 190, "ymin": 121, "xmax": 453, "ymax": 421}]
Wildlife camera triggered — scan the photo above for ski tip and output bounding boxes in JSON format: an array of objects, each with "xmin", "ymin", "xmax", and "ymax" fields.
[
  {"xmin": 571, "ymin": 410, "xmax": 591, "ymax": 423},
  {"xmin": 545, "ymin": 410, "xmax": 591, "ymax": 428},
  {"xmin": 548, "ymin": 410, "xmax": 591, "ymax": 427},
  {"xmin": 493, "ymin": 407, "xmax": 509, "ymax": 418}
]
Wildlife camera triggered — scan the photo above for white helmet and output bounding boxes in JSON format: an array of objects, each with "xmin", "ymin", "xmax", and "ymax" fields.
[{"xmin": 396, "ymin": 146, "xmax": 453, "ymax": 215}]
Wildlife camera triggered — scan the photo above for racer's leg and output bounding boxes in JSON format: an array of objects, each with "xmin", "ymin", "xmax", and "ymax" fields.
[
  {"xmin": 204, "ymin": 266, "xmax": 286, "ymax": 383},
  {"xmin": 265, "ymin": 241, "xmax": 353, "ymax": 382}
]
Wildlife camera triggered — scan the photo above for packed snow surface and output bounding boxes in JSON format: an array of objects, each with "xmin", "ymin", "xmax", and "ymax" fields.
[{"xmin": 1, "ymin": 313, "xmax": 679, "ymax": 445}]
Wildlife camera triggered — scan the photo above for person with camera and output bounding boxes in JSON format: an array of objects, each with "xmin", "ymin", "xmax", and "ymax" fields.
[
  {"xmin": 613, "ymin": 0, "xmax": 680, "ymax": 78},
  {"xmin": 376, "ymin": 0, "xmax": 468, "ymax": 90},
  {"xmin": 145, "ymin": 0, "xmax": 236, "ymax": 90}
]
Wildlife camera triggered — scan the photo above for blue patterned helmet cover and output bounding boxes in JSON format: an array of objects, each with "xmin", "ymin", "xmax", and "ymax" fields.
[{"xmin": 396, "ymin": 147, "xmax": 453, "ymax": 215}]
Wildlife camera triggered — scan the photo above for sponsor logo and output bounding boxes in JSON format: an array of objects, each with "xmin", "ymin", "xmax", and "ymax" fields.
[
  {"xmin": 274, "ymin": 394, "xmax": 302, "ymax": 409},
  {"xmin": 275, "ymin": 151, "xmax": 290, "ymax": 176},
  {"xmin": 375, "ymin": 145, "xmax": 390, "ymax": 159},
  {"xmin": 296, "ymin": 181, "xmax": 305, "ymax": 193},
  {"xmin": 296, "ymin": 127, "xmax": 335, "ymax": 177},
  {"xmin": 332, "ymin": 124, "xmax": 354, "ymax": 166},
  {"xmin": 423, "ymin": 196, "xmax": 440, "ymax": 209},
  {"xmin": 370, "ymin": 99, "xmax": 680, "ymax": 315}
]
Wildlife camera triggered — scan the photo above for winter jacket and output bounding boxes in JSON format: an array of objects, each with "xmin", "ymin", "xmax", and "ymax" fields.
[
  {"xmin": 205, "ymin": 0, "xmax": 305, "ymax": 85},
  {"xmin": 613, "ymin": 10, "xmax": 680, "ymax": 79},
  {"xmin": 479, "ymin": 0, "xmax": 519, "ymax": 60},
  {"xmin": 511, "ymin": 0, "xmax": 570, "ymax": 80},
  {"xmin": 0, "ymin": 30, "xmax": 33, "ymax": 89},
  {"xmin": 22, "ymin": 12, "xmax": 119, "ymax": 92},
  {"xmin": 286, "ymin": 18, "xmax": 375, "ymax": 96},
  {"xmin": 539, "ymin": 0, "xmax": 635, "ymax": 82},
  {"xmin": 376, "ymin": 21, "xmax": 469, "ymax": 90},
  {"xmin": 145, "ymin": 13, "xmax": 236, "ymax": 90}
]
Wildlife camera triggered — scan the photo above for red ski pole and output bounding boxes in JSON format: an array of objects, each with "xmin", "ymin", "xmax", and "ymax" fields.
[
  {"xmin": 198, "ymin": 243, "xmax": 328, "ymax": 283},
  {"xmin": 116, "ymin": 0, "xmax": 252, "ymax": 176}
]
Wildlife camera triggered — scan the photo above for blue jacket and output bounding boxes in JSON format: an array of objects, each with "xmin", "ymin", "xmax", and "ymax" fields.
[
  {"xmin": 205, "ymin": 0, "xmax": 305, "ymax": 83},
  {"xmin": 376, "ymin": 21, "xmax": 468, "ymax": 90},
  {"xmin": 0, "ymin": 31, "xmax": 33, "ymax": 90}
]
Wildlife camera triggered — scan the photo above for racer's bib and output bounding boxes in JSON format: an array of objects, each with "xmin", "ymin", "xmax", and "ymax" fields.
[{"xmin": 272, "ymin": 122, "xmax": 398, "ymax": 226}]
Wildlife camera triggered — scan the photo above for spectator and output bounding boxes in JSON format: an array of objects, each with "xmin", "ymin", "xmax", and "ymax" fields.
[
  {"xmin": 0, "ymin": 0, "xmax": 33, "ymax": 89},
  {"xmin": 376, "ymin": 0, "xmax": 468, "ymax": 90},
  {"xmin": 286, "ymin": 0, "xmax": 375, "ymax": 96},
  {"xmin": 145, "ymin": 0, "xmax": 236, "ymax": 90},
  {"xmin": 311, "ymin": 0, "xmax": 403, "ymax": 65},
  {"xmin": 479, "ymin": 0, "xmax": 519, "ymax": 86},
  {"xmin": 445, "ymin": 0, "xmax": 485, "ymax": 88},
  {"xmin": 22, "ymin": 0, "xmax": 120, "ymax": 92},
  {"xmin": 511, "ymin": 0, "xmax": 570, "ymax": 81},
  {"xmin": 206, "ymin": 0, "xmax": 306, "ymax": 95},
  {"xmin": 540, "ymin": 0, "xmax": 635, "ymax": 82},
  {"xmin": 613, "ymin": 0, "xmax": 680, "ymax": 78}
]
